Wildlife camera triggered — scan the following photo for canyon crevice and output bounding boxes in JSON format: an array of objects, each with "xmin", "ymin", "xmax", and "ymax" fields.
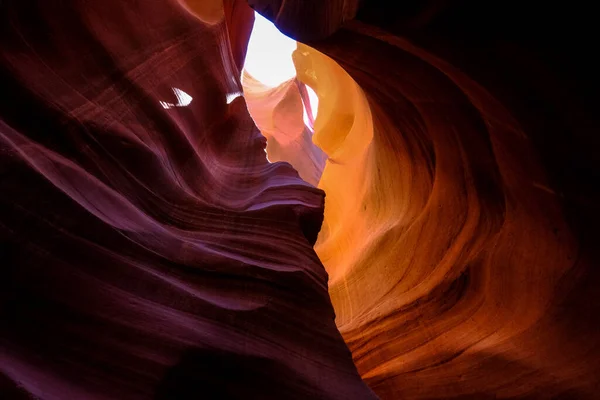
[{"xmin": 1, "ymin": 0, "xmax": 599, "ymax": 399}]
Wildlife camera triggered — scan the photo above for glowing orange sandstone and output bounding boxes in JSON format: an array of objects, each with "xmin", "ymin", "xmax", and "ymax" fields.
[{"xmin": 241, "ymin": 9, "xmax": 591, "ymax": 397}]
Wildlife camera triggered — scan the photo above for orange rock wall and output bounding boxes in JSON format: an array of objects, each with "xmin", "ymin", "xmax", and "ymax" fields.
[{"xmin": 245, "ymin": 1, "xmax": 600, "ymax": 398}]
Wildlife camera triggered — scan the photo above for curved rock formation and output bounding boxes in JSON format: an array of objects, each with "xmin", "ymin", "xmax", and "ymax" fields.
[
  {"xmin": 303, "ymin": 30, "xmax": 584, "ymax": 398},
  {"xmin": 245, "ymin": 0, "xmax": 600, "ymax": 398},
  {"xmin": 2, "ymin": 0, "xmax": 599, "ymax": 399},
  {"xmin": 0, "ymin": 0, "xmax": 375, "ymax": 398}
]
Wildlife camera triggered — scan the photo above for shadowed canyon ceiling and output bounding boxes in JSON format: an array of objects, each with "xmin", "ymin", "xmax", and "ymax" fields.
[{"xmin": 1, "ymin": 0, "xmax": 599, "ymax": 399}]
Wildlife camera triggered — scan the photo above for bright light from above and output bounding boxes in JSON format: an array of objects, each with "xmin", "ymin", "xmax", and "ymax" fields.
[
  {"xmin": 226, "ymin": 91, "xmax": 243, "ymax": 104},
  {"xmin": 306, "ymin": 85, "xmax": 319, "ymax": 119},
  {"xmin": 243, "ymin": 12, "xmax": 297, "ymax": 88},
  {"xmin": 160, "ymin": 87, "xmax": 193, "ymax": 109}
]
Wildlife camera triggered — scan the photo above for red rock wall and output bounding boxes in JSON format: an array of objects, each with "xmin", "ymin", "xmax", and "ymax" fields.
[
  {"xmin": 0, "ymin": 0, "xmax": 375, "ymax": 398},
  {"xmin": 1, "ymin": 0, "xmax": 599, "ymax": 398}
]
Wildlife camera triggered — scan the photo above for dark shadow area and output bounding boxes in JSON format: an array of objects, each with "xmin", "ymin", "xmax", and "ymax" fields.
[{"xmin": 155, "ymin": 348, "xmax": 320, "ymax": 400}]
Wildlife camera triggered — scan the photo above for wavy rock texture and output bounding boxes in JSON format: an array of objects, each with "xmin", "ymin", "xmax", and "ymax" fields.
[
  {"xmin": 0, "ymin": 0, "xmax": 376, "ymax": 398},
  {"xmin": 246, "ymin": 0, "xmax": 600, "ymax": 399},
  {"xmin": 2, "ymin": 0, "xmax": 599, "ymax": 399}
]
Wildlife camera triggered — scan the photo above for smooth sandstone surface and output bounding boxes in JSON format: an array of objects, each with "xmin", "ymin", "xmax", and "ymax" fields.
[
  {"xmin": 1, "ymin": 0, "xmax": 599, "ymax": 399},
  {"xmin": 246, "ymin": 0, "xmax": 600, "ymax": 398},
  {"xmin": 0, "ymin": 0, "xmax": 375, "ymax": 398}
]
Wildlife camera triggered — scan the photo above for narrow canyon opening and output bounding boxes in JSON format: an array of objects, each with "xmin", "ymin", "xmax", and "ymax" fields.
[
  {"xmin": 2, "ymin": 1, "xmax": 598, "ymax": 398},
  {"xmin": 239, "ymin": 10, "xmax": 379, "ymax": 296},
  {"xmin": 241, "ymin": 11, "xmax": 324, "ymax": 183}
]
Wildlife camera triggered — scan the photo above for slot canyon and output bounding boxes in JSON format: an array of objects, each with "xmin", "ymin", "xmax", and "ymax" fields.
[{"xmin": 1, "ymin": 0, "xmax": 599, "ymax": 398}]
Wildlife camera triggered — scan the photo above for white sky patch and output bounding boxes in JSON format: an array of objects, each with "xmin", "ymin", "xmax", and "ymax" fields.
[
  {"xmin": 302, "ymin": 84, "xmax": 320, "ymax": 130},
  {"xmin": 243, "ymin": 11, "xmax": 297, "ymax": 88},
  {"xmin": 160, "ymin": 87, "xmax": 193, "ymax": 109},
  {"xmin": 302, "ymin": 100, "xmax": 311, "ymax": 129},
  {"xmin": 226, "ymin": 91, "xmax": 243, "ymax": 104},
  {"xmin": 306, "ymin": 85, "xmax": 319, "ymax": 119}
]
